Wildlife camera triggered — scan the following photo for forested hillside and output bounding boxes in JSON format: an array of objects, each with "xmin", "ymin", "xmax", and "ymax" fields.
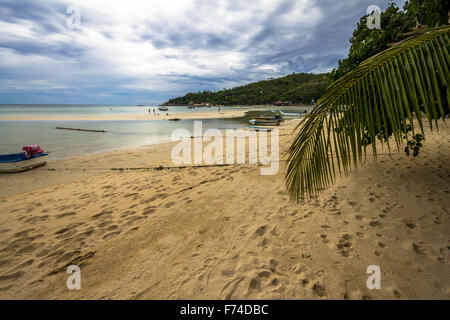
[{"xmin": 162, "ymin": 73, "xmax": 329, "ymax": 106}]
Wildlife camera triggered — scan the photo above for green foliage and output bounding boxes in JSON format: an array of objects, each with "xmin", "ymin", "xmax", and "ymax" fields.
[
  {"xmin": 405, "ymin": 0, "xmax": 450, "ymax": 27},
  {"xmin": 330, "ymin": 3, "xmax": 415, "ymax": 81},
  {"xmin": 285, "ymin": 26, "xmax": 450, "ymax": 201},
  {"xmin": 404, "ymin": 133, "xmax": 424, "ymax": 157},
  {"xmin": 329, "ymin": 1, "xmax": 450, "ymax": 82},
  {"xmin": 163, "ymin": 73, "xmax": 329, "ymax": 106}
]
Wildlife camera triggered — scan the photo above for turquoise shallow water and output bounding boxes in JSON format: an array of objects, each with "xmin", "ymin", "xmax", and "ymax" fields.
[
  {"xmin": 0, "ymin": 105, "xmax": 311, "ymax": 160},
  {"xmin": 0, "ymin": 119, "xmax": 248, "ymax": 160}
]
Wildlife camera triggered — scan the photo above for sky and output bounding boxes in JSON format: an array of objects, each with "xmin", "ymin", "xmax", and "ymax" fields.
[{"xmin": 0, "ymin": 0, "xmax": 407, "ymax": 105}]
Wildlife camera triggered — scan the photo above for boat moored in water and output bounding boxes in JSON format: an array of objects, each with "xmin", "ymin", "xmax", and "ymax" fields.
[
  {"xmin": 249, "ymin": 116, "xmax": 283, "ymax": 126},
  {"xmin": 248, "ymin": 126, "xmax": 273, "ymax": 132},
  {"xmin": 279, "ymin": 110, "xmax": 302, "ymax": 119}
]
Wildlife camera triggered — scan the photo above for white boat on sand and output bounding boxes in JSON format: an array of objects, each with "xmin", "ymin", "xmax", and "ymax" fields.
[{"xmin": 0, "ymin": 152, "xmax": 48, "ymax": 173}]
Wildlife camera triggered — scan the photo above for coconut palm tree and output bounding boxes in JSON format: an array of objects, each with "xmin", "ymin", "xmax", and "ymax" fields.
[{"xmin": 285, "ymin": 25, "xmax": 450, "ymax": 202}]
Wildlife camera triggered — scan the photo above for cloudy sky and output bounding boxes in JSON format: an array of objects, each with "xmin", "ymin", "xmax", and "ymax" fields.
[{"xmin": 0, "ymin": 0, "xmax": 406, "ymax": 105}]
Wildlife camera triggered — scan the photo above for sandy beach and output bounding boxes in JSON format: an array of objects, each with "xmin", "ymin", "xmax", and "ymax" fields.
[
  {"xmin": 0, "ymin": 109, "xmax": 247, "ymax": 121},
  {"xmin": 0, "ymin": 117, "xmax": 448, "ymax": 299}
]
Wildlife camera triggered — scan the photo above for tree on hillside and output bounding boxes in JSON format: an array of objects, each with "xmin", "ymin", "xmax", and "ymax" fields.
[
  {"xmin": 163, "ymin": 73, "xmax": 329, "ymax": 106},
  {"xmin": 405, "ymin": 0, "xmax": 450, "ymax": 27},
  {"xmin": 329, "ymin": 1, "xmax": 450, "ymax": 82}
]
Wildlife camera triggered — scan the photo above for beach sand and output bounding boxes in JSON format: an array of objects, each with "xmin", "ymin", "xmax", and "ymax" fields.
[
  {"xmin": 0, "ymin": 119, "xmax": 448, "ymax": 299},
  {"xmin": 0, "ymin": 109, "xmax": 247, "ymax": 121}
]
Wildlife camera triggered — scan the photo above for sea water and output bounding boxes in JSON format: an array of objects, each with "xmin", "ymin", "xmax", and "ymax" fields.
[
  {"xmin": 0, "ymin": 105, "xmax": 311, "ymax": 160},
  {"xmin": 0, "ymin": 104, "xmax": 254, "ymax": 117}
]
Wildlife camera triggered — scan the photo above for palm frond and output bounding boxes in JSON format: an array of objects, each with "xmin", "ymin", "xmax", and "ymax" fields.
[{"xmin": 285, "ymin": 26, "xmax": 450, "ymax": 202}]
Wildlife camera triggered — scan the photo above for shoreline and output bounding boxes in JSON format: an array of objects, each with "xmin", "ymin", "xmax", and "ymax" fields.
[
  {"xmin": 0, "ymin": 105, "xmax": 313, "ymax": 121},
  {"xmin": 0, "ymin": 109, "xmax": 251, "ymax": 170},
  {"xmin": 0, "ymin": 119, "xmax": 299, "ymax": 198},
  {"xmin": 0, "ymin": 119, "xmax": 448, "ymax": 299},
  {"xmin": 0, "ymin": 109, "xmax": 248, "ymax": 121}
]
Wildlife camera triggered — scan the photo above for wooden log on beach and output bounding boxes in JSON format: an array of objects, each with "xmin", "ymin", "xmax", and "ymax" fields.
[{"xmin": 55, "ymin": 127, "xmax": 107, "ymax": 133}]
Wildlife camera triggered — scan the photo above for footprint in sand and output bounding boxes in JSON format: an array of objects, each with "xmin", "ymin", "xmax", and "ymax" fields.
[
  {"xmin": 125, "ymin": 226, "xmax": 140, "ymax": 234},
  {"xmin": 393, "ymin": 289, "xmax": 402, "ymax": 298},
  {"xmin": 16, "ymin": 243, "xmax": 39, "ymax": 254},
  {"xmin": 124, "ymin": 192, "xmax": 139, "ymax": 198},
  {"xmin": 24, "ymin": 215, "xmax": 49, "ymax": 224},
  {"xmin": 55, "ymin": 251, "xmax": 81, "ymax": 264},
  {"xmin": 140, "ymin": 193, "xmax": 168, "ymax": 205},
  {"xmin": 76, "ymin": 228, "xmax": 95, "ymax": 239},
  {"xmin": 253, "ymin": 225, "xmax": 267, "ymax": 237},
  {"xmin": 92, "ymin": 209, "xmax": 113, "ymax": 220},
  {"xmin": 320, "ymin": 234, "xmax": 329, "ymax": 243},
  {"xmin": 124, "ymin": 215, "xmax": 147, "ymax": 226},
  {"xmin": 337, "ymin": 234, "xmax": 353, "ymax": 257},
  {"xmin": 260, "ymin": 238, "xmax": 270, "ymax": 248},
  {"xmin": 412, "ymin": 243, "xmax": 426, "ymax": 256},
  {"xmin": 0, "ymin": 271, "xmax": 25, "ymax": 283},
  {"xmin": 103, "ymin": 231, "xmax": 121, "ymax": 240},
  {"xmin": 164, "ymin": 201, "xmax": 176, "ymax": 208},
  {"xmin": 120, "ymin": 210, "xmax": 137, "ymax": 218},
  {"xmin": 142, "ymin": 206, "xmax": 156, "ymax": 215},
  {"xmin": 369, "ymin": 220, "xmax": 382, "ymax": 227},
  {"xmin": 293, "ymin": 212, "xmax": 313, "ymax": 223},
  {"xmin": 1, "ymin": 235, "xmax": 43, "ymax": 254},
  {"xmin": 312, "ymin": 283, "xmax": 327, "ymax": 297},
  {"xmin": 246, "ymin": 267, "xmax": 283, "ymax": 297},
  {"xmin": 12, "ymin": 229, "xmax": 35, "ymax": 238},
  {"xmin": 13, "ymin": 259, "xmax": 34, "ymax": 270},
  {"xmin": 404, "ymin": 221, "xmax": 416, "ymax": 229},
  {"xmin": 97, "ymin": 221, "xmax": 113, "ymax": 228},
  {"xmin": 301, "ymin": 253, "xmax": 312, "ymax": 260}
]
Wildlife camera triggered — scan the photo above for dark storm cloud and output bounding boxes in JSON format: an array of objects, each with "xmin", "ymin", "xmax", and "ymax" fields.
[
  {"xmin": 0, "ymin": 0, "xmax": 407, "ymax": 104},
  {"xmin": 245, "ymin": 0, "xmax": 407, "ymax": 74},
  {"xmin": 0, "ymin": 0, "xmax": 67, "ymax": 33}
]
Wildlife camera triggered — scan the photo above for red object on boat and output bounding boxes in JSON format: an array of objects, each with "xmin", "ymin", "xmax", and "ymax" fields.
[
  {"xmin": 22, "ymin": 145, "xmax": 44, "ymax": 158},
  {"xmin": 274, "ymin": 100, "xmax": 290, "ymax": 106}
]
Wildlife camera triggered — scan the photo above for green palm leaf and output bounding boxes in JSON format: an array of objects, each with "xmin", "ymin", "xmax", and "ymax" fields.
[{"xmin": 285, "ymin": 26, "xmax": 450, "ymax": 202}]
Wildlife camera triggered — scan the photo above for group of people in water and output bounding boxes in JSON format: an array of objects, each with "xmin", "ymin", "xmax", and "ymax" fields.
[
  {"xmin": 147, "ymin": 106, "xmax": 223, "ymax": 116},
  {"xmin": 148, "ymin": 108, "xmax": 169, "ymax": 116}
]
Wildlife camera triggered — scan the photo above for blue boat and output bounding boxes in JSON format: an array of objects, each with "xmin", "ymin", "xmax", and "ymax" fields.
[
  {"xmin": 248, "ymin": 126, "xmax": 273, "ymax": 132},
  {"xmin": 0, "ymin": 152, "xmax": 48, "ymax": 173}
]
